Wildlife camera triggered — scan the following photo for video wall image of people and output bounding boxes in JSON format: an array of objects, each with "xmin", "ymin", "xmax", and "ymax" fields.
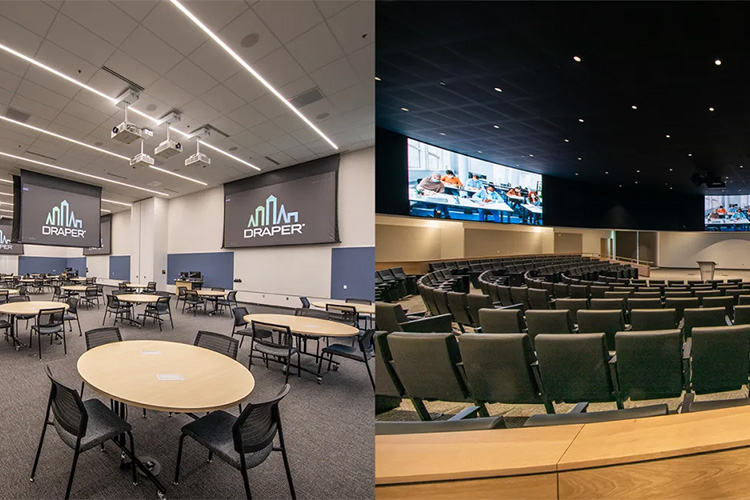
[
  {"xmin": 705, "ymin": 195, "xmax": 750, "ymax": 231},
  {"xmin": 407, "ymin": 138, "xmax": 543, "ymax": 225}
]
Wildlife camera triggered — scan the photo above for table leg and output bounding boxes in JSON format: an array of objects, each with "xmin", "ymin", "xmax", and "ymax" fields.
[
  {"xmin": 112, "ymin": 401, "xmax": 166, "ymax": 495},
  {"xmin": 6, "ymin": 313, "xmax": 25, "ymax": 350}
]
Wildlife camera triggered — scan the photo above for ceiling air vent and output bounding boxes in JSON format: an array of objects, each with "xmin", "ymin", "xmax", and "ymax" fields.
[
  {"xmin": 264, "ymin": 156, "xmax": 281, "ymax": 166},
  {"xmin": 5, "ymin": 107, "xmax": 30, "ymax": 123},
  {"xmin": 25, "ymin": 150, "xmax": 57, "ymax": 161},
  {"xmin": 101, "ymin": 66, "xmax": 145, "ymax": 92},
  {"xmin": 288, "ymin": 87, "xmax": 324, "ymax": 108}
]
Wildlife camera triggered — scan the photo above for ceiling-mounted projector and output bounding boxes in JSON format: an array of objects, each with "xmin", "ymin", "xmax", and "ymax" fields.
[
  {"xmin": 112, "ymin": 121, "xmax": 142, "ymax": 144},
  {"xmin": 130, "ymin": 152, "xmax": 154, "ymax": 168},
  {"xmin": 155, "ymin": 139, "xmax": 182, "ymax": 159},
  {"xmin": 185, "ymin": 151, "xmax": 211, "ymax": 168}
]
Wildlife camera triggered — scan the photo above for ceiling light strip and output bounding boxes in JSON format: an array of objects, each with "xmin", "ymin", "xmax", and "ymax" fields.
[
  {"xmin": 0, "ymin": 151, "xmax": 169, "ymax": 196},
  {"xmin": 0, "ymin": 115, "xmax": 130, "ymax": 160},
  {"xmin": 101, "ymin": 208, "xmax": 111, "ymax": 213},
  {"xmin": 198, "ymin": 140, "xmax": 260, "ymax": 171},
  {"xmin": 169, "ymin": 0, "xmax": 338, "ymax": 150},
  {"xmin": 102, "ymin": 198, "xmax": 132, "ymax": 207},
  {"xmin": 149, "ymin": 165, "xmax": 207, "ymax": 186}
]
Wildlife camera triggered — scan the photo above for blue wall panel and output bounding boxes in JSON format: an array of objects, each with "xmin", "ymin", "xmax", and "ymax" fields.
[
  {"xmin": 167, "ymin": 252, "xmax": 234, "ymax": 290},
  {"xmin": 66, "ymin": 257, "xmax": 86, "ymax": 277},
  {"xmin": 109, "ymin": 255, "xmax": 130, "ymax": 281},
  {"xmin": 330, "ymin": 246, "xmax": 375, "ymax": 301},
  {"xmin": 19, "ymin": 256, "xmax": 67, "ymax": 276}
]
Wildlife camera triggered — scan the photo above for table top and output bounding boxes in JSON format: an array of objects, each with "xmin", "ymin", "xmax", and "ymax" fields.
[
  {"xmin": 77, "ymin": 340, "xmax": 255, "ymax": 413},
  {"xmin": 243, "ymin": 313, "xmax": 359, "ymax": 337},
  {"xmin": 19, "ymin": 279, "xmax": 38, "ymax": 283},
  {"xmin": 376, "ymin": 424, "xmax": 584, "ymax": 485},
  {"xmin": 197, "ymin": 289, "xmax": 226, "ymax": 297},
  {"xmin": 522, "ymin": 203, "xmax": 543, "ymax": 214},
  {"xmin": 0, "ymin": 301, "xmax": 69, "ymax": 315},
  {"xmin": 311, "ymin": 300, "xmax": 375, "ymax": 314},
  {"xmin": 115, "ymin": 293, "xmax": 162, "ymax": 303},
  {"xmin": 69, "ymin": 277, "xmax": 89, "ymax": 281},
  {"xmin": 125, "ymin": 283, "xmax": 149, "ymax": 288},
  {"xmin": 0, "ymin": 289, "xmax": 19, "ymax": 295},
  {"xmin": 62, "ymin": 285, "xmax": 89, "ymax": 292}
]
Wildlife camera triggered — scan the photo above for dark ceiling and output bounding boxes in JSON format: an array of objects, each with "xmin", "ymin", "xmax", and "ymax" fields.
[{"xmin": 375, "ymin": 1, "xmax": 750, "ymax": 194}]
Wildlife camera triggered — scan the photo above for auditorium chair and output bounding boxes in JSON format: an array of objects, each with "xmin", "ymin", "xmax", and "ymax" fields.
[
  {"xmin": 576, "ymin": 310, "xmax": 626, "ymax": 350},
  {"xmin": 664, "ymin": 297, "xmax": 700, "ymax": 323},
  {"xmin": 375, "ymin": 416, "xmax": 506, "ymax": 435},
  {"xmin": 687, "ymin": 325, "xmax": 750, "ymax": 397},
  {"xmin": 375, "ymin": 303, "xmax": 423, "ymax": 333},
  {"xmin": 568, "ymin": 284, "xmax": 589, "ymax": 299},
  {"xmin": 398, "ymin": 314, "xmax": 454, "ymax": 333},
  {"xmin": 694, "ymin": 290, "xmax": 722, "ymax": 302},
  {"xmin": 496, "ymin": 285, "xmax": 513, "ymax": 307},
  {"xmin": 682, "ymin": 307, "xmax": 731, "ymax": 339},
  {"xmin": 374, "ymin": 332, "xmax": 405, "ymax": 414},
  {"xmin": 446, "ymin": 292, "xmax": 477, "ymax": 332},
  {"xmin": 627, "ymin": 298, "xmax": 662, "ymax": 310},
  {"xmin": 630, "ymin": 309, "xmax": 677, "ymax": 331},
  {"xmin": 432, "ymin": 289, "xmax": 452, "ymax": 317},
  {"xmin": 702, "ymin": 296, "xmax": 735, "ymax": 320},
  {"xmin": 664, "ymin": 290, "xmax": 692, "ymax": 298},
  {"xmin": 552, "ymin": 283, "xmax": 569, "ymax": 299},
  {"xmin": 740, "ymin": 295, "xmax": 750, "ymax": 306},
  {"xmin": 554, "ymin": 298, "xmax": 589, "ymax": 323},
  {"xmin": 589, "ymin": 285, "xmax": 611, "ymax": 298},
  {"xmin": 458, "ymin": 333, "xmax": 554, "ymax": 414},
  {"xmin": 478, "ymin": 308, "xmax": 525, "ymax": 333},
  {"xmin": 509, "ymin": 286, "xmax": 531, "ymax": 311},
  {"xmin": 734, "ymin": 305, "xmax": 750, "ymax": 325},
  {"xmin": 528, "ymin": 288, "xmax": 553, "ymax": 310},
  {"xmin": 591, "ymin": 298, "xmax": 626, "ymax": 313},
  {"xmin": 525, "ymin": 310, "xmax": 575, "ymax": 342}
]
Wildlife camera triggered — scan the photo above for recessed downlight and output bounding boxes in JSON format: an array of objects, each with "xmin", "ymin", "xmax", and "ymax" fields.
[
  {"xmin": 240, "ymin": 33, "xmax": 260, "ymax": 48},
  {"xmin": 493, "ymin": 125, "xmax": 500, "ymax": 129},
  {"xmin": 709, "ymin": 107, "xmax": 715, "ymax": 112},
  {"xmin": 631, "ymin": 105, "xmax": 637, "ymax": 110},
  {"xmin": 666, "ymin": 134, "xmax": 671, "ymax": 138},
  {"xmin": 315, "ymin": 112, "xmax": 330, "ymax": 120},
  {"xmin": 573, "ymin": 55, "xmax": 582, "ymax": 63},
  {"xmin": 564, "ymin": 138, "xmax": 570, "ymax": 142},
  {"xmin": 439, "ymin": 132, "xmax": 446, "ymax": 136},
  {"xmin": 715, "ymin": 59, "xmax": 722, "ymax": 66},
  {"xmin": 578, "ymin": 118, "xmax": 584, "ymax": 123},
  {"xmin": 375, "ymin": 77, "xmax": 381, "ymax": 81},
  {"xmin": 146, "ymin": 104, "xmax": 158, "ymax": 112},
  {"xmin": 400, "ymin": 107, "xmax": 409, "ymax": 112},
  {"xmin": 494, "ymin": 87, "xmax": 502, "ymax": 92}
]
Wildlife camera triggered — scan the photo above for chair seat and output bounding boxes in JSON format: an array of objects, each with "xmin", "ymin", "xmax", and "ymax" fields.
[
  {"xmin": 182, "ymin": 410, "xmax": 273, "ymax": 470},
  {"xmin": 233, "ymin": 328, "xmax": 254, "ymax": 337},
  {"xmin": 54, "ymin": 399, "xmax": 131, "ymax": 452},
  {"xmin": 33, "ymin": 325, "xmax": 63, "ymax": 335},
  {"xmin": 254, "ymin": 343, "xmax": 298, "ymax": 358},
  {"xmin": 322, "ymin": 343, "xmax": 370, "ymax": 361},
  {"xmin": 63, "ymin": 314, "xmax": 76, "ymax": 321}
]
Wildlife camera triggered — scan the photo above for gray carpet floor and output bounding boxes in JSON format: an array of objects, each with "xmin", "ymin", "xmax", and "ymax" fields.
[{"xmin": 0, "ymin": 290, "xmax": 373, "ymax": 499}]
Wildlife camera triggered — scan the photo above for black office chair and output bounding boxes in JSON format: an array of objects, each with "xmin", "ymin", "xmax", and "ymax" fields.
[
  {"xmin": 231, "ymin": 306, "xmax": 254, "ymax": 348},
  {"xmin": 79, "ymin": 286, "xmax": 99, "ymax": 309},
  {"xmin": 81, "ymin": 327, "xmax": 123, "ymax": 397},
  {"xmin": 249, "ymin": 321, "xmax": 299, "ymax": 384},
  {"xmin": 183, "ymin": 290, "xmax": 205, "ymax": 316},
  {"xmin": 30, "ymin": 307, "xmax": 66, "ymax": 360},
  {"xmin": 31, "ymin": 366, "xmax": 142, "ymax": 500},
  {"xmin": 318, "ymin": 329, "xmax": 375, "ymax": 389},
  {"xmin": 102, "ymin": 294, "xmax": 132, "ymax": 326},
  {"xmin": 173, "ymin": 384, "xmax": 295, "ymax": 500},
  {"xmin": 141, "ymin": 295, "xmax": 174, "ymax": 331},
  {"xmin": 176, "ymin": 286, "xmax": 188, "ymax": 309},
  {"xmin": 194, "ymin": 330, "xmax": 239, "ymax": 359},
  {"xmin": 64, "ymin": 297, "xmax": 82, "ymax": 336},
  {"xmin": 216, "ymin": 290, "xmax": 239, "ymax": 316}
]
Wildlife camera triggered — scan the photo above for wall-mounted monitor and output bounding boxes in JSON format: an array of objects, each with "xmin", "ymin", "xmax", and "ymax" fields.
[
  {"xmin": 13, "ymin": 170, "xmax": 101, "ymax": 247},
  {"xmin": 83, "ymin": 215, "xmax": 112, "ymax": 255},
  {"xmin": 407, "ymin": 138, "xmax": 543, "ymax": 225},
  {"xmin": 705, "ymin": 194, "xmax": 750, "ymax": 231}
]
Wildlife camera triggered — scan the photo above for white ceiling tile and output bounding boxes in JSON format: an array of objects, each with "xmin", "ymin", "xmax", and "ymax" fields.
[
  {"xmin": 42, "ymin": 0, "xmax": 64, "ymax": 10},
  {"xmin": 129, "ymin": 95, "xmax": 170, "ymax": 121},
  {"xmin": 111, "ymin": 0, "xmax": 158, "ymax": 22},
  {"xmin": 217, "ymin": 8, "xmax": 281, "ymax": 64},
  {"xmin": 10, "ymin": 94, "xmax": 59, "ymax": 121},
  {"xmin": 182, "ymin": 0, "xmax": 249, "ymax": 31},
  {"xmin": 231, "ymin": 129, "xmax": 264, "ymax": 148},
  {"xmin": 0, "ymin": 52, "xmax": 30, "ymax": 79},
  {"xmin": 249, "ymin": 93, "xmax": 287, "ymax": 120},
  {"xmin": 60, "ymin": 1, "xmax": 139, "ymax": 46},
  {"xmin": 103, "ymin": 50, "xmax": 160, "ymax": 89},
  {"xmin": 143, "ymin": 78, "xmax": 194, "ymax": 110},
  {"xmin": 250, "ymin": 121, "xmax": 285, "ymax": 141},
  {"xmin": 15, "ymin": 79, "xmax": 69, "ymax": 111},
  {"xmin": 0, "ymin": 88, "xmax": 13, "ymax": 107},
  {"xmin": 289, "ymin": 127, "xmax": 319, "ymax": 145},
  {"xmin": 314, "ymin": 0, "xmax": 354, "ymax": 19},
  {"xmin": 224, "ymin": 72, "xmax": 267, "ymax": 103},
  {"xmin": 327, "ymin": 0, "xmax": 373, "ymax": 55},
  {"xmin": 141, "ymin": 1, "xmax": 208, "ymax": 56},
  {"xmin": 310, "ymin": 56, "xmax": 359, "ymax": 96},
  {"xmin": 272, "ymin": 113, "xmax": 305, "ymax": 134},
  {"xmin": 228, "ymin": 104, "xmax": 266, "ymax": 129},
  {"xmin": 253, "ymin": 1, "xmax": 323, "ymax": 43},
  {"xmin": 328, "ymin": 81, "xmax": 372, "ymax": 114},
  {"xmin": 253, "ymin": 47, "xmax": 306, "ymax": 88},
  {"xmin": 0, "ymin": 11, "xmax": 44, "ymax": 56},
  {"xmin": 250, "ymin": 142, "xmax": 279, "ymax": 156},
  {"xmin": 268, "ymin": 134, "xmax": 302, "ymax": 151},
  {"xmin": 0, "ymin": 68, "xmax": 21, "ymax": 94},
  {"xmin": 46, "ymin": 14, "xmax": 116, "ymax": 66},
  {"xmin": 72, "ymin": 89, "xmax": 120, "ymax": 116},
  {"xmin": 120, "ymin": 26, "xmax": 182, "ymax": 76},
  {"xmin": 182, "ymin": 99, "xmax": 222, "ymax": 125},
  {"xmin": 62, "ymin": 100, "xmax": 111, "ymax": 128},
  {"xmin": 353, "ymin": 122, "xmax": 374, "ymax": 142},
  {"xmin": 209, "ymin": 115, "xmax": 245, "ymax": 137},
  {"xmin": 286, "ymin": 22, "xmax": 345, "ymax": 73},
  {"xmin": 0, "ymin": 1, "xmax": 57, "ymax": 36},
  {"xmin": 200, "ymin": 84, "xmax": 244, "ymax": 115},
  {"xmin": 267, "ymin": 151, "xmax": 294, "ymax": 166},
  {"xmin": 285, "ymin": 144, "xmax": 314, "ymax": 161},
  {"xmin": 53, "ymin": 112, "xmax": 100, "ymax": 136},
  {"xmin": 306, "ymin": 138, "xmax": 332, "ymax": 154},
  {"xmin": 188, "ymin": 41, "xmax": 241, "ymax": 84},
  {"xmin": 348, "ymin": 41, "xmax": 374, "ymax": 81},
  {"xmin": 164, "ymin": 58, "xmax": 219, "ymax": 96},
  {"xmin": 86, "ymin": 69, "xmax": 131, "ymax": 100},
  {"xmin": 27, "ymin": 137, "xmax": 73, "ymax": 159},
  {"xmin": 46, "ymin": 122, "xmax": 89, "ymax": 141}
]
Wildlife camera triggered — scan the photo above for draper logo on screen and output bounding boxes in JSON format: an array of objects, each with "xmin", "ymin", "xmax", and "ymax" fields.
[
  {"xmin": 42, "ymin": 200, "xmax": 86, "ymax": 238},
  {"xmin": 244, "ymin": 195, "xmax": 304, "ymax": 238},
  {"xmin": 0, "ymin": 229, "xmax": 12, "ymax": 250}
]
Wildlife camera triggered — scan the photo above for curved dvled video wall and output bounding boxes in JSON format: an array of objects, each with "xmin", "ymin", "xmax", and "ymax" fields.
[{"xmin": 407, "ymin": 138, "xmax": 542, "ymax": 225}]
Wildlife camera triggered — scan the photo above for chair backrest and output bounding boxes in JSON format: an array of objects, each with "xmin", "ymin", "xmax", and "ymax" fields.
[
  {"xmin": 375, "ymin": 303, "xmax": 407, "ymax": 332},
  {"xmin": 194, "ymin": 330, "xmax": 239, "ymax": 359},
  {"xmin": 576, "ymin": 309, "xmax": 625, "ymax": 349},
  {"xmin": 632, "ymin": 292, "xmax": 661, "ymax": 299},
  {"xmin": 627, "ymin": 298, "xmax": 662, "ymax": 310},
  {"xmin": 299, "ymin": 296, "xmax": 311, "ymax": 308},
  {"xmin": 431, "ymin": 289, "xmax": 452, "ymax": 316},
  {"xmin": 528, "ymin": 288, "xmax": 551, "ymax": 310},
  {"xmin": 630, "ymin": 308, "xmax": 677, "ymax": 331},
  {"xmin": 251, "ymin": 321, "xmax": 295, "ymax": 352},
  {"xmin": 569, "ymin": 284, "xmax": 589, "ymax": 299},
  {"xmin": 701, "ymin": 296, "xmax": 735, "ymax": 319},
  {"xmin": 446, "ymin": 291, "xmax": 474, "ymax": 326},
  {"xmin": 44, "ymin": 365, "xmax": 87, "ymax": 437},
  {"xmin": 496, "ymin": 285, "xmax": 513, "ymax": 306},
  {"xmin": 459, "ymin": 333, "xmax": 547, "ymax": 405},
  {"xmin": 37, "ymin": 307, "xmax": 65, "ymax": 328},
  {"xmin": 614, "ymin": 329, "xmax": 684, "ymax": 401},
  {"xmin": 177, "ymin": 286, "xmax": 188, "ymax": 298},
  {"xmin": 84, "ymin": 327, "xmax": 122, "ymax": 350},
  {"xmin": 691, "ymin": 325, "xmax": 750, "ymax": 394},
  {"xmin": 155, "ymin": 295, "xmax": 171, "ymax": 309},
  {"xmin": 374, "ymin": 332, "xmax": 404, "ymax": 398},
  {"xmin": 740, "ymin": 295, "xmax": 750, "ymax": 306},
  {"xmin": 604, "ymin": 291, "xmax": 631, "ymax": 301},
  {"xmin": 535, "ymin": 333, "xmax": 616, "ymax": 403},
  {"xmin": 398, "ymin": 314, "xmax": 453, "ymax": 333},
  {"xmin": 478, "ymin": 308, "xmax": 524, "ymax": 333},
  {"xmin": 185, "ymin": 290, "xmax": 199, "ymax": 300},
  {"xmin": 683, "ymin": 307, "xmax": 727, "ymax": 338},
  {"xmin": 695, "ymin": 290, "xmax": 721, "ymax": 300},
  {"xmin": 294, "ymin": 308, "xmax": 330, "ymax": 320},
  {"xmin": 326, "ymin": 303, "xmax": 358, "ymax": 326},
  {"xmin": 66, "ymin": 296, "xmax": 79, "ymax": 314},
  {"xmin": 146, "ymin": 282, "xmax": 157, "ymax": 291},
  {"xmin": 466, "ymin": 294, "xmax": 493, "ymax": 324},
  {"xmin": 388, "ymin": 332, "xmax": 472, "ymax": 402},
  {"xmin": 525, "ymin": 310, "xmax": 574, "ymax": 339},
  {"xmin": 9, "ymin": 294, "xmax": 28, "ymax": 303},
  {"xmin": 664, "ymin": 297, "xmax": 700, "ymax": 322},
  {"xmin": 233, "ymin": 384, "xmax": 290, "ymax": 455},
  {"xmin": 590, "ymin": 298, "xmax": 625, "ymax": 312},
  {"xmin": 552, "ymin": 282, "xmax": 569, "ymax": 298},
  {"xmin": 554, "ymin": 298, "xmax": 588, "ymax": 323},
  {"xmin": 509, "ymin": 286, "xmax": 530, "ymax": 310},
  {"xmin": 665, "ymin": 290, "xmax": 692, "ymax": 298},
  {"xmin": 735, "ymin": 305, "xmax": 750, "ymax": 325}
]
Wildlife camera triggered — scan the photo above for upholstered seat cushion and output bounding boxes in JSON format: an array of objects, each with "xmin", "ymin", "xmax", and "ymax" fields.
[
  {"xmin": 182, "ymin": 410, "xmax": 273, "ymax": 470},
  {"xmin": 54, "ymin": 399, "xmax": 131, "ymax": 452},
  {"xmin": 322, "ymin": 343, "xmax": 369, "ymax": 361},
  {"xmin": 254, "ymin": 343, "xmax": 298, "ymax": 358},
  {"xmin": 34, "ymin": 325, "xmax": 63, "ymax": 335}
]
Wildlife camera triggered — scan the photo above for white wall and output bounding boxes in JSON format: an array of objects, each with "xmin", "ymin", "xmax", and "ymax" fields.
[{"xmin": 658, "ymin": 231, "xmax": 750, "ymax": 269}]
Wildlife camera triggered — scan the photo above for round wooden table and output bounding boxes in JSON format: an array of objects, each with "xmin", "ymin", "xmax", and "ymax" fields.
[
  {"xmin": 311, "ymin": 300, "xmax": 375, "ymax": 315},
  {"xmin": 197, "ymin": 290, "xmax": 226, "ymax": 315},
  {"xmin": 125, "ymin": 283, "xmax": 149, "ymax": 288},
  {"xmin": 110, "ymin": 294, "xmax": 161, "ymax": 327},
  {"xmin": 62, "ymin": 285, "xmax": 88, "ymax": 292},
  {"xmin": 243, "ymin": 313, "xmax": 360, "ymax": 337},
  {"xmin": 0, "ymin": 289, "xmax": 19, "ymax": 295},
  {"xmin": 0, "ymin": 301, "xmax": 69, "ymax": 349},
  {"xmin": 78, "ymin": 340, "xmax": 254, "ymax": 490}
]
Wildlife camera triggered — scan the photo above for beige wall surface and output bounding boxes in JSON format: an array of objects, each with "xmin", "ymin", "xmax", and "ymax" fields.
[{"xmin": 658, "ymin": 231, "xmax": 750, "ymax": 269}]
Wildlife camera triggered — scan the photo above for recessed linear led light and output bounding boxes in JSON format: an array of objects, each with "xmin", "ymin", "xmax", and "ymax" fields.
[
  {"xmin": 101, "ymin": 208, "xmax": 111, "ymax": 213},
  {"xmin": 0, "ymin": 201, "xmax": 11, "ymax": 206},
  {"xmin": 169, "ymin": 0, "xmax": 337, "ymax": 150},
  {"xmin": 0, "ymin": 151, "xmax": 169, "ymax": 196},
  {"xmin": 102, "ymin": 198, "xmax": 132, "ymax": 207},
  {"xmin": 0, "ymin": 179, "xmax": 11, "ymax": 184},
  {"xmin": 0, "ymin": 208, "xmax": 12, "ymax": 213},
  {"xmin": 0, "ymin": 42, "xmax": 260, "ymax": 173},
  {"xmin": 150, "ymin": 166, "xmax": 207, "ymax": 186},
  {"xmin": 573, "ymin": 55, "xmax": 582, "ymax": 63}
]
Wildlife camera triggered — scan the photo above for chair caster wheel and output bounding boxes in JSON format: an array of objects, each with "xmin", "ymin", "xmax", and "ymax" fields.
[
  {"xmin": 333, "ymin": 365, "xmax": 339, "ymax": 371},
  {"xmin": 317, "ymin": 377, "xmax": 322, "ymax": 384},
  {"xmin": 133, "ymin": 482, "xmax": 138, "ymax": 486},
  {"xmin": 29, "ymin": 478, "xmax": 34, "ymax": 482},
  {"xmin": 173, "ymin": 482, "xmax": 179, "ymax": 486},
  {"xmin": 158, "ymin": 492, "xmax": 167, "ymax": 500},
  {"xmin": 207, "ymin": 458, "xmax": 213, "ymax": 463}
]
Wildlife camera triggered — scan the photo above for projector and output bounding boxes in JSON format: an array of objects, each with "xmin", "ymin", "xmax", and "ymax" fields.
[
  {"xmin": 130, "ymin": 152, "xmax": 154, "ymax": 168},
  {"xmin": 154, "ymin": 139, "xmax": 183, "ymax": 159},
  {"xmin": 111, "ymin": 121, "xmax": 142, "ymax": 144},
  {"xmin": 185, "ymin": 151, "xmax": 211, "ymax": 168}
]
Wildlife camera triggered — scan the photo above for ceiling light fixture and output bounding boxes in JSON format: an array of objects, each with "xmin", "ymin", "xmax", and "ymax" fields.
[
  {"xmin": 0, "ymin": 151, "xmax": 169, "ymax": 196},
  {"xmin": 400, "ymin": 107, "xmax": 409, "ymax": 112},
  {"xmin": 439, "ymin": 132, "xmax": 446, "ymax": 136},
  {"xmin": 578, "ymin": 118, "xmax": 584, "ymax": 123},
  {"xmin": 529, "ymin": 154, "xmax": 534, "ymax": 157},
  {"xmin": 477, "ymin": 150, "xmax": 482, "ymax": 153},
  {"xmin": 715, "ymin": 59, "xmax": 722, "ymax": 66},
  {"xmin": 101, "ymin": 208, "xmax": 111, "ymax": 213},
  {"xmin": 669, "ymin": 168, "xmax": 673, "ymax": 171},
  {"xmin": 564, "ymin": 138, "xmax": 570, "ymax": 142},
  {"xmin": 439, "ymin": 81, "xmax": 446, "ymax": 86},
  {"xmin": 169, "ymin": 0, "xmax": 337, "ymax": 150},
  {"xmin": 375, "ymin": 77, "xmax": 381, "ymax": 81},
  {"xmin": 666, "ymin": 134, "xmax": 671, "ymax": 138},
  {"xmin": 605, "ymin": 171, "xmax": 609, "ymax": 174},
  {"xmin": 102, "ymin": 198, "xmax": 132, "ymax": 207},
  {"xmin": 493, "ymin": 125, "xmax": 500, "ymax": 129},
  {"xmin": 573, "ymin": 56, "xmax": 582, "ymax": 63},
  {"xmin": 494, "ymin": 87, "xmax": 502, "ymax": 92},
  {"xmin": 631, "ymin": 105, "xmax": 637, "ymax": 110},
  {"xmin": 577, "ymin": 157, "xmax": 582, "ymax": 160},
  {"xmin": 0, "ymin": 179, "xmax": 11, "ymax": 184},
  {"xmin": 688, "ymin": 153, "xmax": 692, "ymax": 157},
  {"xmin": 709, "ymin": 107, "xmax": 715, "ymax": 112},
  {"xmin": 149, "ymin": 166, "xmax": 207, "ymax": 186},
  {"xmin": 0, "ymin": 42, "xmax": 260, "ymax": 173},
  {"xmin": 575, "ymin": 173, "xmax": 579, "ymax": 176}
]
